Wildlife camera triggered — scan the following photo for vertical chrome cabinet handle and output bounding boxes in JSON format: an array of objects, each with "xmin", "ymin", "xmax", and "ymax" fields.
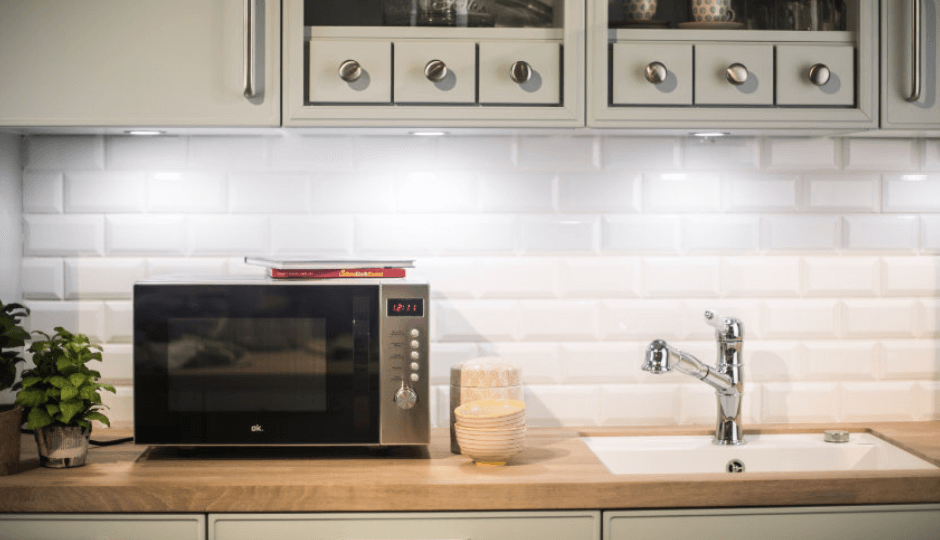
[
  {"xmin": 339, "ymin": 60, "xmax": 363, "ymax": 82},
  {"xmin": 510, "ymin": 61, "xmax": 532, "ymax": 84},
  {"xmin": 725, "ymin": 63, "xmax": 748, "ymax": 86},
  {"xmin": 645, "ymin": 61, "xmax": 668, "ymax": 84},
  {"xmin": 424, "ymin": 59, "xmax": 448, "ymax": 82},
  {"xmin": 243, "ymin": 0, "xmax": 259, "ymax": 99},
  {"xmin": 808, "ymin": 63, "xmax": 831, "ymax": 86},
  {"xmin": 907, "ymin": 0, "xmax": 923, "ymax": 102}
]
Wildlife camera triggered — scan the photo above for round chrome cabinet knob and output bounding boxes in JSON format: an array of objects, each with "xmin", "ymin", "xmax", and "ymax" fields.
[
  {"xmin": 510, "ymin": 60, "xmax": 532, "ymax": 84},
  {"xmin": 726, "ymin": 63, "xmax": 749, "ymax": 86},
  {"xmin": 424, "ymin": 59, "xmax": 448, "ymax": 82},
  {"xmin": 338, "ymin": 59, "xmax": 362, "ymax": 82},
  {"xmin": 808, "ymin": 63, "xmax": 831, "ymax": 86},
  {"xmin": 394, "ymin": 387, "xmax": 418, "ymax": 410},
  {"xmin": 645, "ymin": 61, "xmax": 668, "ymax": 84}
]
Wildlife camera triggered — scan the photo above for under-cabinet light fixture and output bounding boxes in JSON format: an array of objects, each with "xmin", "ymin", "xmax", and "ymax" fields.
[
  {"xmin": 409, "ymin": 131, "xmax": 448, "ymax": 136},
  {"xmin": 124, "ymin": 130, "xmax": 166, "ymax": 136},
  {"xmin": 690, "ymin": 131, "xmax": 730, "ymax": 138}
]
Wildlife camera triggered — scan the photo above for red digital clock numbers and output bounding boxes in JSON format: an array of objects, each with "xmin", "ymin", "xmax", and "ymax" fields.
[{"xmin": 387, "ymin": 298, "xmax": 424, "ymax": 317}]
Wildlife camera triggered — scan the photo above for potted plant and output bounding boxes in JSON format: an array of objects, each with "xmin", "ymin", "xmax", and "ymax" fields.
[
  {"xmin": 15, "ymin": 327, "xmax": 115, "ymax": 468},
  {"xmin": 0, "ymin": 301, "xmax": 29, "ymax": 475}
]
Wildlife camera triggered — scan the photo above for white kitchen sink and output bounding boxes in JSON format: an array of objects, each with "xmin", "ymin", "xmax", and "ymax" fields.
[{"xmin": 581, "ymin": 432, "xmax": 939, "ymax": 475}]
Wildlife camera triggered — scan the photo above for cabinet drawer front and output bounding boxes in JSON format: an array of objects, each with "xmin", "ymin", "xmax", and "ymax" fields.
[
  {"xmin": 210, "ymin": 511, "xmax": 599, "ymax": 540},
  {"xmin": 479, "ymin": 41, "xmax": 561, "ymax": 105},
  {"xmin": 612, "ymin": 43, "xmax": 693, "ymax": 106},
  {"xmin": 309, "ymin": 40, "xmax": 391, "ymax": 103},
  {"xmin": 394, "ymin": 41, "xmax": 477, "ymax": 104},
  {"xmin": 695, "ymin": 44, "xmax": 774, "ymax": 106},
  {"xmin": 0, "ymin": 514, "xmax": 205, "ymax": 540},
  {"xmin": 776, "ymin": 45, "xmax": 855, "ymax": 106}
]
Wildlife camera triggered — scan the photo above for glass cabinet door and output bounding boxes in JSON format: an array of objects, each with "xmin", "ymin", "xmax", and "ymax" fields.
[
  {"xmin": 588, "ymin": 0, "xmax": 879, "ymax": 131},
  {"xmin": 284, "ymin": 0, "xmax": 584, "ymax": 127}
]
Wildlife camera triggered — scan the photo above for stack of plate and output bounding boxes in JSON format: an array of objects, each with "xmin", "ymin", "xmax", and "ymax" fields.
[{"xmin": 453, "ymin": 399, "xmax": 526, "ymax": 466}]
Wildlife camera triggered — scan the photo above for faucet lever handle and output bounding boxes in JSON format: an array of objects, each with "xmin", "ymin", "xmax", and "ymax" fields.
[{"xmin": 704, "ymin": 310, "xmax": 744, "ymax": 340}]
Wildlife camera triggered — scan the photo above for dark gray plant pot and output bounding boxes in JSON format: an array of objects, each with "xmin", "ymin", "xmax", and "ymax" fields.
[
  {"xmin": 34, "ymin": 425, "xmax": 91, "ymax": 468},
  {"xmin": 0, "ymin": 404, "xmax": 23, "ymax": 476}
]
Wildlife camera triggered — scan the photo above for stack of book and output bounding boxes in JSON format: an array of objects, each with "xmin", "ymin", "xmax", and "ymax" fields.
[{"xmin": 244, "ymin": 257, "xmax": 413, "ymax": 279}]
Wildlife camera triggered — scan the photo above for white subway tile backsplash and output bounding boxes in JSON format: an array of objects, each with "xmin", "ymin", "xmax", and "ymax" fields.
[
  {"xmin": 921, "ymin": 298, "xmax": 940, "ymax": 338},
  {"xmin": 98, "ymin": 343, "xmax": 133, "ymax": 380},
  {"xmin": 517, "ymin": 136, "xmax": 598, "ymax": 171},
  {"xmin": 22, "ymin": 172, "xmax": 63, "ymax": 213},
  {"xmin": 65, "ymin": 171, "xmax": 146, "ymax": 213},
  {"xmin": 416, "ymin": 258, "xmax": 477, "ymax": 298},
  {"xmin": 21, "ymin": 258, "xmax": 64, "ymax": 300},
  {"xmin": 25, "ymin": 215, "xmax": 105, "ymax": 256},
  {"xmin": 805, "ymin": 340, "xmax": 878, "ymax": 380},
  {"xmin": 762, "ymin": 299, "xmax": 839, "ymax": 338},
  {"xmin": 435, "ymin": 300, "xmax": 518, "ymax": 342},
  {"xmin": 602, "ymin": 216, "xmax": 681, "ymax": 253},
  {"xmin": 803, "ymin": 256, "xmax": 880, "ymax": 297},
  {"xmin": 353, "ymin": 137, "xmax": 435, "ymax": 171},
  {"xmin": 557, "ymin": 257, "xmax": 640, "ymax": 299},
  {"xmin": 922, "ymin": 216, "xmax": 940, "ymax": 253},
  {"xmin": 844, "ymin": 215, "xmax": 920, "ymax": 252},
  {"xmin": 602, "ymin": 137, "xmax": 682, "ymax": 170},
  {"xmin": 269, "ymin": 135, "xmax": 353, "ymax": 171},
  {"xmin": 100, "ymin": 386, "xmax": 133, "ymax": 429},
  {"xmin": 601, "ymin": 300, "xmax": 684, "ymax": 340},
  {"xmin": 924, "ymin": 140, "xmax": 940, "ymax": 171},
  {"xmin": 476, "ymin": 258, "xmax": 556, "ymax": 298},
  {"xmin": 396, "ymin": 172, "xmax": 477, "ymax": 213},
  {"xmin": 842, "ymin": 299, "xmax": 918, "ymax": 338},
  {"xmin": 355, "ymin": 215, "xmax": 438, "ymax": 255},
  {"xmin": 762, "ymin": 382, "xmax": 840, "ymax": 423},
  {"xmin": 106, "ymin": 215, "xmax": 187, "ymax": 255},
  {"xmin": 106, "ymin": 135, "xmax": 187, "ymax": 170},
  {"xmin": 918, "ymin": 381, "xmax": 940, "ymax": 419},
  {"xmin": 762, "ymin": 137, "xmax": 840, "ymax": 170},
  {"xmin": 642, "ymin": 257, "xmax": 720, "ymax": 298},
  {"xmin": 437, "ymin": 137, "xmax": 514, "ymax": 170},
  {"xmin": 477, "ymin": 342, "xmax": 561, "ymax": 384},
  {"xmin": 26, "ymin": 136, "xmax": 104, "ymax": 170},
  {"xmin": 882, "ymin": 257, "xmax": 940, "ymax": 296},
  {"xmin": 147, "ymin": 172, "xmax": 226, "ymax": 213},
  {"xmin": 884, "ymin": 174, "xmax": 940, "ymax": 212},
  {"xmin": 526, "ymin": 385, "xmax": 599, "ymax": 426},
  {"xmin": 477, "ymin": 172, "xmax": 554, "ymax": 212},
  {"xmin": 880, "ymin": 340, "xmax": 940, "ymax": 380},
  {"xmin": 428, "ymin": 342, "xmax": 481, "ymax": 383},
  {"xmin": 25, "ymin": 300, "xmax": 106, "ymax": 343},
  {"xmin": 65, "ymin": 259, "xmax": 146, "ymax": 300},
  {"xmin": 560, "ymin": 342, "xmax": 642, "ymax": 383},
  {"xmin": 645, "ymin": 173, "xmax": 721, "ymax": 212},
  {"xmin": 682, "ymin": 137, "xmax": 759, "ymax": 170},
  {"xmin": 683, "ymin": 216, "xmax": 761, "ymax": 253},
  {"xmin": 105, "ymin": 301, "xmax": 133, "ymax": 343},
  {"xmin": 846, "ymin": 138, "xmax": 917, "ymax": 171},
  {"xmin": 270, "ymin": 215, "xmax": 354, "ymax": 256},
  {"xmin": 748, "ymin": 341, "xmax": 805, "ymax": 382},
  {"xmin": 806, "ymin": 174, "xmax": 880, "ymax": 212},
  {"xmin": 722, "ymin": 174, "xmax": 799, "ymax": 212},
  {"xmin": 841, "ymin": 382, "xmax": 918, "ymax": 421},
  {"xmin": 187, "ymin": 216, "xmax": 268, "ymax": 255},
  {"xmin": 519, "ymin": 216, "xmax": 598, "ymax": 253},
  {"xmin": 518, "ymin": 300, "xmax": 599, "ymax": 341},
  {"xmin": 188, "ymin": 136, "xmax": 267, "ymax": 170},
  {"xmin": 762, "ymin": 215, "xmax": 841, "ymax": 251},
  {"xmin": 229, "ymin": 173, "xmax": 310, "ymax": 213},
  {"xmin": 721, "ymin": 257, "xmax": 801, "ymax": 298},
  {"xmin": 312, "ymin": 173, "xmax": 396, "ymax": 213},
  {"xmin": 437, "ymin": 215, "xmax": 517, "ymax": 254},
  {"xmin": 600, "ymin": 385, "xmax": 679, "ymax": 426},
  {"xmin": 147, "ymin": 258, "xmax": 228, "ymax": 277},
  {"xmin": 558, "ymin": 172, "xmax": 640, "ymax": 213}
]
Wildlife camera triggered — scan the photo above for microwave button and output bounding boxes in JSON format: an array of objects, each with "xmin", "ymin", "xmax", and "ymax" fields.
[
  {"xmin": 410, "ymin": 340, "xmax": 420, "ymax": 349},
  {"xmin": 410, "ymin": 351, "xmax": 420, "ymax": 360},
  {"xmin": 410, "ymin": 328, "xmax": 420, "ymax": 338},
  {"xmin": 410, "ymin": 362, "xmax": 420, "ymax": 371},
  {"xmin": 410, "ymin": 373, "xmax": 420, "ymax": 382}
]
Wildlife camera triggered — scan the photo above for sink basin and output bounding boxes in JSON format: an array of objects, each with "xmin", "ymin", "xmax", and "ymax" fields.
[{"xmin": 582, "ymin": 433, "xmax": 939, "ymax": 475}]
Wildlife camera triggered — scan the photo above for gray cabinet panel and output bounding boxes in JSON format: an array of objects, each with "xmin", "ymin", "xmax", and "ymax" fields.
[
  {"xmin": 0, "ymin": 514, "xmax": 206, "ymax": 540},
  {"xmin": 882, "ymin": 0, "xmax": 940, "ymax": 128}
]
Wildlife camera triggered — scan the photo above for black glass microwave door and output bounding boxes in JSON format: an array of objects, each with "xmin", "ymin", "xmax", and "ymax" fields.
[{"xmin": 133, "ymin": 284, "xmax": 380, "ymax": 445}]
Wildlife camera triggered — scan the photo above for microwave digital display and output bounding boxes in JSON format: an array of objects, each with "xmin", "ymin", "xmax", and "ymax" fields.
[{"xmin": 387, "ymin": 298, "xmax": 424, "ymax": 317}]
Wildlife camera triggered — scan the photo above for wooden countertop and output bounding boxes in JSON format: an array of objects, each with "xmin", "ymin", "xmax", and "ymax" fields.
[{"xmin": 1, "ymin": 422, "xmax": 938, "ymax": 513}]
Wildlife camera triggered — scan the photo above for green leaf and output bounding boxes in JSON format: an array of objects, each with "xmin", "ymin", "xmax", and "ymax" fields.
[
  {"xmin": 46, "ymin": 375, "xmax": 69, "ymax": 388},
  {"xmin": 20, "ymin": 375, "xmax": 42, "ymax": 389},
  {"xmin": 56, "ymin": 356, "xmax": 76, "ymax": 373},
  {"xmin": 60, "ymin": 383, "xmax": 78, "ymax": 401},
  {"xmin": 76, "ymin": 419, "xmax": 91, "ymax": 430},
  {"xmin": 68, "ymin": 373, "xmax": 87, "ymax": 388},
  {"xmin": 15, "ymin": 388, "xmax": 47, "ymax": 408},
  {"xmin": 88, "ymin": 351, "xmax": 103, "ymax": 362},
  {"xmin": 84, "ymin": 411, "xmax": 110, "ymax": 427},
  {"xmin": 100, "ymin": 383, "xmax": 116, "ymax": 394},
  {"xmin": 58, "ymin": 399, "xmax": 84, "ymax": 424},
  {"xmin": 79, "ymin": 385, "xmax": 99, "ymax": 401},
  {"xmin": 26, "ymin": 407, "xmax": 53, "ymax": 431},
  {"xmin": 45, "ymin": 403, "xmax": 60, "ymax": 417},
  {"xmin": 45, "ymin": 387, "xmax": 61, "ymax": 400}
]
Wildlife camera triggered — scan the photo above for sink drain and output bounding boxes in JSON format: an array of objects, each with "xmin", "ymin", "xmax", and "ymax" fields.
[{"xmin": 725, "ymin": 459, "xmax": 746, "ymax": 473}]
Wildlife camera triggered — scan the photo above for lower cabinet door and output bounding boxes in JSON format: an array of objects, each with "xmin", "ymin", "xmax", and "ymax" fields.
[
  {"xmin": 0, "ymin": 514, "xmax": 206, "ymax": 540},
  {"xmin": 604, "ymin": 505, "xmax": 940, "ymax": 540},
  {"xmin": 210, "ymin": 511, "xmax": 600, "ymax": 540}
]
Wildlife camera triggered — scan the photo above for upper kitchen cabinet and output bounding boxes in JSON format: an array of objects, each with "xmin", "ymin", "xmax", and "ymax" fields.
[
  {"xmin": 282, "ymin": 0, "xmax": 584, "ymax": 127},
  {"xmin": 881, "ymin": 1, "xmax": 940, "ymax": 132},
  {"xmin": 587, "ymin": 0, "xmax": 879, "ymax": 132},
  {"xmin": 0, "ymin": 0, "xmax": 280, "ymax": 128}
]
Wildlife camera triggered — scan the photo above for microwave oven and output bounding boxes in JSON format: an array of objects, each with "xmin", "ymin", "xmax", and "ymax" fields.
[{"xmin": 132, "ymin": 276, "xmax": 429, "ymax": 446}]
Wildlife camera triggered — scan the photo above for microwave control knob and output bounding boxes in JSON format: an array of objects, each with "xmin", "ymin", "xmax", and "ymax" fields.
[{"xmin": 395, "ymin": 386, "xmax": 418, "ymax": 410}]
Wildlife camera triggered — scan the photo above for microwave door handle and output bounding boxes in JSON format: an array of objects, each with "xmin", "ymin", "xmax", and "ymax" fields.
[{"xmin": 243, "ymin": 0, "xmax": 259, "ymax": 99}]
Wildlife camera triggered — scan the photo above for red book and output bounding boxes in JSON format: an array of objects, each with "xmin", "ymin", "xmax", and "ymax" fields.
[{"xmin": 268, "ymin": 267, "xmax": 407, "ymax": 279}]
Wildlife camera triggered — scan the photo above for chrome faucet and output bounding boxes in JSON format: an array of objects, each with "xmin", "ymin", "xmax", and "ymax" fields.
[{"xmin": 643, "ymin": 310, "xmax": 745, "ymax": 446}]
